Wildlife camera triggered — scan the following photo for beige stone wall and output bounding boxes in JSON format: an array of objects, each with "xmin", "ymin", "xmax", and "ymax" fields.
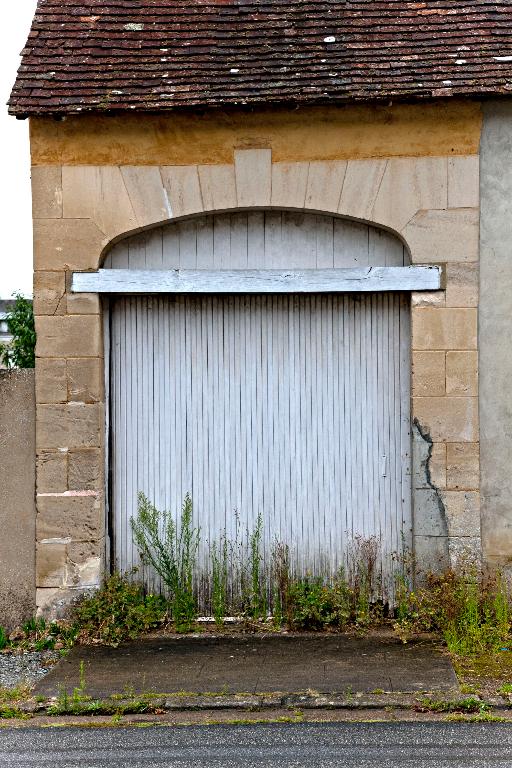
[
  {"xmin": 0, "ymin": 370, "xmax": 36, "ymax": 629},
  {"xmin": 31, "ymin": 104, "xmax": 482, "ymax": 611}
]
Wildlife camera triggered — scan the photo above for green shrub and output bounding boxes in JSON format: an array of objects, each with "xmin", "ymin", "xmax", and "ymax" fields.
[
  {"xmin": 394, "ymin": 569, "xmax": 511, "ymax": 654},
  {"xmin": 131, "ymin": 493, "xmax": 199, "ymax": 632},
  {"xmin": 75, "ymin": 573, "xmax": 167, "ymax": 646},
  {"xmin": 0, "ymin": 294, "xmax": 35, "ymax": 369},
  {"xmin": 287, "ymin": 575, "xmax": 351, "ymax": 631}
]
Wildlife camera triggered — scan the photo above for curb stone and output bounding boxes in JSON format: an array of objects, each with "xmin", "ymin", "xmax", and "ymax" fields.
[{"xmin": 17, "ymin": 689, "xmax": 512, "ymax": 716}]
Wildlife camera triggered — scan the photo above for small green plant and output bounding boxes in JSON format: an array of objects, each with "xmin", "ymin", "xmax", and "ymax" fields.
[
  {"xmin": 0, "ymin": 294, "xmax": 36, "ymax": 369},
  {"xmin": 0, "ymin": 627, "xmax": 9, "ymax": 651},
  {"xmin": 271, "ymin": 541, "xmax": 290, "ymax": 628},
  {"xmin": 499, "ymin": 683, "xmax": 512, "ymax": 695},
  {"xmin": 132, "ymin": 493, "xmax": 200, "ymax": 632},
  {"xmin": 249, "ymin": 513, "xmax": 265, "ymax": 619},
  {"xmin": 76, "ymin": 572, "xmax": 167, "ymax": 646},
  {"xmin": 417, "ymin": 696, "xmax": 488, "ymax": 714},
  {"xmin": 211, "ymin": 536, "xmax": 228, "ymax": 626}
]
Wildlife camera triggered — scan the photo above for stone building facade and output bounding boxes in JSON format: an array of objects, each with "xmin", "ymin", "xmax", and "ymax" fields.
[{"xmin": 9, "ymin": 2, "xmax": 512, "ymax": 614}]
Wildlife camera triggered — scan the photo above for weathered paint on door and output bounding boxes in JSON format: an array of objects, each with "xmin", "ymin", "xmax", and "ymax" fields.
[{"xmin": 107, "ymin": 212, "xmax": 412, "ymax": 603}]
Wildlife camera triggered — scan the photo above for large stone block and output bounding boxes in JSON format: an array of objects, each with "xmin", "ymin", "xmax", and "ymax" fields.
[
  {"xmin": 31, "ymin": 166, "xmax": 63, "ymax": 219},
  {"xmin": 412, "ymin": 308, "xmax": 477, "ymax": 350},
  {"xmin": 402, "ymin": 208, "xmax": 479, "ymax": 263},
  {"xmin": 413, "ymin": 396, "xmax": 479, "ymax": 442},
  {"xmin": 446, "ymin": 442, "xmax": 480, "ymax": 490},
  {"xmin": 67, "ymin": 358, "xmax": 103, "ymax": 403},
  {"xmin": 198, "ymin": 164, "xmax": 237, "ymax": 211},
  {"xmin": 160, "ymin": 165, "xmax": 204, "ymax": 218},
  {"xmin": 68, "ymin": 449, "xmax": 103, "ymax": 491},
  {"xmin": 446, "ymin": 351, "xmax": 478, "ymax": 396},
  {"xmin": 35, "ymin": 315, "xmax": 101, "ymax": 358},
  {"xmin": 372, "ymin": 156, "xmax": 448, "ymax": 233},
  {"xmin": 413, "ymin": 535, "xmax": 450, "ymax": 578},
  {"xmin": 305, "ymin": 161, "xmax": 347, "ymax": 212},
  {"xmin": 445, "ymin": 263, "xmax": 479, "ymax": 308},
  {"xmin": 33, "ymin": 271, "xmax": 66, "ymax": 315},
  {"xmin": 271, "ymin": 162, "xmax": 309, "ymax": 208},
  {"xmin": 36, "ymin": 450, "xmax": 68, "ymax": 494},
  {"xmin": 36, "ymin": 541, "xmax": 67, "ymax": 588},
  {"xmin": 339, "ymin": 159, "xmax": 387, "ymax": 221},
  {"xmin": 234, "ymin": 149, "xmax": 272, "ymax": 207},
  {"xmin": 37, "ymin": 494, "xmax": 102, "ymax": 541},
  {"xmin": 412, "ymin": 351, "xmax": 446, "ymax": 396},
  {"xmin": 448, "ymin": 155, "xmax": 479, "ymax": 209},
  {"xmin": 33, "ymin": 219, "xmax": 107, "ymax": 271},
  {"xmin": 120, "ymin": 166, "xmax": 170, "ymax": 226},
  {"xmin": 35, "ymin": 358, "xmax": 67, "ymax": 404},
  {"xmin": 448, "ymin": 536, "xmax": 482, "ymax": 568},
  {"xmin": 442, "ymin": 491, "xmax": 481, "ymax": 537},
  {"xmin": 37, "ymin": 403, "xmax": 101, "ymax": 450},
  {"xmin": 62, "ymin": 166, "xmax": 138, "ymax": 239},
  {"xmin": 67, "ymin": 292, "xmax": 101, "ymax": 315},
  {"xmin": 414, "ymin": 488, "xmax": 448, "ymax": 536}
]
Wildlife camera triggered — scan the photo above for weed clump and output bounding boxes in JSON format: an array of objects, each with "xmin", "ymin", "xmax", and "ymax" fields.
[
  {"xmin": 131, "ymin": 493, "xmax": 199, "ymax": 632},
  {"xmin": 394, "ymin": 569, "xmax": 510, "ymax": 654},
  {"xmin": 75, "ymin": 572, "xmax": 167, "ymax": 647}
]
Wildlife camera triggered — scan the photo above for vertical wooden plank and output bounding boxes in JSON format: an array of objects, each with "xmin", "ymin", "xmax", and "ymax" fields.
[
  {"xmin": 162, "ymin": 223, "xmax": 181, "ymax": 269},
  {"xmin": 334, "ymin": 219, "xmax": 370, "ymax": 267},
  {"xmin": 213, "ymin": 214, "xmax": 232, "ymax": 269},
  {"xmin": 247, "ymin": 212, "xmax": 265, "ymax": 268},
  {"xmin": 196, "ymin": 216, "xmax": 215, "ymax": 269}
]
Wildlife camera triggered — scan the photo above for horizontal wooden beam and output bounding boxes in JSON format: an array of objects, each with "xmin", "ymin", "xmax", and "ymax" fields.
[{"xmin": 72, "ymin": 266, "xmax": 441, "ymax": 294}]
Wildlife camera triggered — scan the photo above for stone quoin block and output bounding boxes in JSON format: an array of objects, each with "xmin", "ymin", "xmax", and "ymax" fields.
[
  {"xmin": 402, "ymin": 208, "xmax": 479, "ymax": 263},
  {"xmin": 442, "ymin": 491, "xmax": 481, "ymax": 538},
  {"xmin": 412, "ymin": 351, "xmax": 446, "ymax": 396},
  {"xmin": 446, "ymin": 442, "xmax": 480, "ymax": 490},
  {"xmin": 31, "ymin": 166, "xmax": 63, "ymax": 219},
  {"xmin": 33, "ymin": 218, "xmax": 107, "ymax": 271},
  {"xmin": 446, "ymin": 351, "xmax": 478, "ymax": 396},
  {"xmin": 36, "ymin": 542, "xmax": 68, "ymax": 588},
  {"xmin": 412, "ymin": 308, "xmax": 477, "ymax": 350},
  {"xmin": 445, "ymin": 263, "xmax": 479, "ymax": 308},
  {"xmin": 35, "ymin": 358, "xmax": 67, "ymax": 404},
  {"xmin": 33, "ymin": 271, "xmax": 66, "ymax": 315},
  {"xmin": 37, "ymin": 403, "xmax": 102, "ymax": 450},
  {"xmin": 36, "ymin": 494, "xmax": 103, "ymax": 541},
  {"xmin": 68, "ymin": 449, "xmax": 103, "ymax": 491},
  {"xmin": 413, "ymin": 396, "xmax": 479, "ymax": 442},
  {"xmin": 36, "ymin": 450, "xmax": 68, "ymax": 494},
  {"xmin": 35, "ymin": 315, "xmax": 101, "ymax": 358},
  {"xmin": 67, "ymin": 358, "xmax": 103, "ymax": 403}
]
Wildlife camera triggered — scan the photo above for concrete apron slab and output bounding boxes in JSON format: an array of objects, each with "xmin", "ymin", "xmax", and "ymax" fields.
[{"xmin": 34, "ymin": 634, "xmax": 459, "ymax": 701}]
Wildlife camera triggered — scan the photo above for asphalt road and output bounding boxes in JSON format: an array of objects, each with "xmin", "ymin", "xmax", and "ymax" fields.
[{"xmin": 1, "ymin": 722, "xmax": 512, "ymax": 767}]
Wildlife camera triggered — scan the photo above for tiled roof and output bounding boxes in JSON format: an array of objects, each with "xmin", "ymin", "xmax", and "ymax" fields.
[{"xmin": 9, "ymin": 0, "xmax": 512, "ymax": 117}]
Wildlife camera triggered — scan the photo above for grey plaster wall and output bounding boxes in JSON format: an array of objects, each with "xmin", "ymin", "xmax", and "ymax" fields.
[
  {"xmin": 480, "ymin": 101, "xmax": 512, "ymax": 569},
  {"xmin": 0, "ymin": 370, "xmax": 36, "ymax": 629}
]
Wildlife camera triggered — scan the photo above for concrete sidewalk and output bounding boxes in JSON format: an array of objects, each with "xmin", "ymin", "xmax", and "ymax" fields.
[{"xmin": 35, "ymin": 633, "xmax": 459, "ymax": 699}]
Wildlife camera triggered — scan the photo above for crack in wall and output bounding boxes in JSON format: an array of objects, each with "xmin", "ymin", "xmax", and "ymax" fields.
[{"xmin": 413, "ymin": 417, "xmax": 447, "ymax": 528}]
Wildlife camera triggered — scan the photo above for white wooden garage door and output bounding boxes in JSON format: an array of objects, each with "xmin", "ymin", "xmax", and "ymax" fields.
[{"xmin": 108, "ymin": 212, "xmax": 412, "ymax": 599}]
